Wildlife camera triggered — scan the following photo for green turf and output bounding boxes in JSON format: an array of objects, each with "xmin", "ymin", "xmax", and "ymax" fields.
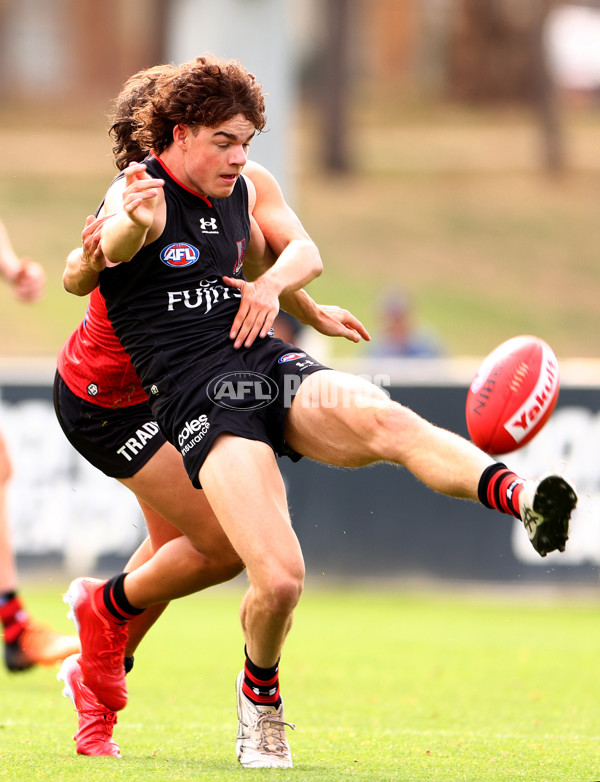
[{"xmin": 1, "ymin": 580, "xmax": 599, "ymax": 781}]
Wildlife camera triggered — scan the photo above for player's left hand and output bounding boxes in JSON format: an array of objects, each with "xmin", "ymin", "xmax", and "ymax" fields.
[
  {"xmin": 312, "ymin": 305, "xmax": 371, "ymax": 343},
  {"xmin": 223, "ymin": 275, "xmax": 280, "ymax": 349},
  {"xmin": 13, "ymin": 259, "xmax": 45, "ymax": 302}
]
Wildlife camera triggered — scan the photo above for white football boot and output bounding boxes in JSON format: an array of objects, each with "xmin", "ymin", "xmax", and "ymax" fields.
[
  {"xmin": 518, "ymin": 473, "xmax": 577, "ymax": 557},
  {"xmin": 235, "ymin": 670, "xmax": 295, "ymax": 768}
]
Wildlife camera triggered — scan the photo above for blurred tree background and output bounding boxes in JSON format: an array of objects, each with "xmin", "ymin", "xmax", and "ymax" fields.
[{"xmin": 0, "ymin": 0, "xmax": 599, "ymax": 361}]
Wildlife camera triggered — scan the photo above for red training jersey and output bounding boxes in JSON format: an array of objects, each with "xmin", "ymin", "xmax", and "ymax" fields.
[{"xmin": 57, "ymin": 287, "xmax": 147, "ymax": 409}]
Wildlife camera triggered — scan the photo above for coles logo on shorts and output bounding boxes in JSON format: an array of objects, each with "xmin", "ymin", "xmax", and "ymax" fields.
[
  {"xmin": 278, "ymin": 352, "xmax": 306, "ymax": 364},
  {"xmin": 160, "ymin": 243, "xmax": 199, "ymax": 268}
]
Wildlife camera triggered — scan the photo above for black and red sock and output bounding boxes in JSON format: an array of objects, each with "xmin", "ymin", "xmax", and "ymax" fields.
[
  {"xmin": 478, "ymin": 462, "xmax": 525, "ymax": 519},
  {"xmin": 98, "ymin": 574, "xmax": 144, "ymax": 623},
  {"xmin": 242, "ymin": 647, "xmax": 282, "ymax": 709},
  {"xmin": 0, "ymin": 592, "xmax": 29, "ymax": 644}
]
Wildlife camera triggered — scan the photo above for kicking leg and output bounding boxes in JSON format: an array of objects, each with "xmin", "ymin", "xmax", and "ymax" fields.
[
  {"xmin": 286, "ymin": 370, "xmax": 492, "ymax": 496},
  {"xmin": 285, "ymin": 370, "xmax": 576, "ymax": 555}
]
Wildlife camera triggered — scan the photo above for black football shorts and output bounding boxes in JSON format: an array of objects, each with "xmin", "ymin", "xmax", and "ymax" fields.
[
  {"xmin": 54, "ymin": 371, "xmax": 167, "ymax": 479},
  {"xmin": 149, "ymin": 336, "xmax": 329, "ymax": 488}
]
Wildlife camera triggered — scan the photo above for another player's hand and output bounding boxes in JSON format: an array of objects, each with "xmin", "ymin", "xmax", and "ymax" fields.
[
  {"xmin": 121, "ymin": 163, "xmax": 164, "ymax": 229},
  {"xmin": 312, "ymin": 305, "xmax": 371, "ymax": 343},
  {"xmin": 224, "ymin": 275, "xmax": 280, "ymax": 349},
  {"xmin": 81, "ymin": 214, "xmax": 113, "ymax": 272},
  {"xmin": 13, "ymin": 259, "xmax": 45, "ymax": 302}
]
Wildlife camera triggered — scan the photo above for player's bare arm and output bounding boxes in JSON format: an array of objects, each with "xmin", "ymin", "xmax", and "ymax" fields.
[
  {"xmin": 63, "ymin": 215, "xmax": 114, "ymax": 296},
  {"xmin": 244, "ymin": 215, "xmax": 369, "ymax": 344},
  {"xmin": 242, "ymin": 161, "xmax": 323, "ymax": 295},
  {"xmin": 101, "ymin": 163, "xmax": 165, "ymax": 264},
  {"xmin": 224, "ymin": 165, "xmax": 322, "ymax": 348},
  {"xmin": 64, "ymin": 203, "xmax": 367, "ymax": 346}
]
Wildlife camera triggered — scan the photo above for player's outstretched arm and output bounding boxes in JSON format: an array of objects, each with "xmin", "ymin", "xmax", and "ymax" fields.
[
  {"xmin": 101, "ymin": 163, "xmax": 165, "ymax": 264},
  {"xmin": 241, "ymin": 185, "xmax": 369, "ymax": 345},
  {"xmin": 243, "ymin": 161, "xmax": 323, "ymax": 297}
]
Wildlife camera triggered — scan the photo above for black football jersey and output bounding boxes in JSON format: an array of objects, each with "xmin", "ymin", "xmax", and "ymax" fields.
[{"xmin": 99, "ymin": 153, "xmax": 252, "ymax": 394}]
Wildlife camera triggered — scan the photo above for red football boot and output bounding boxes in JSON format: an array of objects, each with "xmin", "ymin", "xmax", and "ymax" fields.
[
  {"xmin": 64, "ymin": 578, "xmax": 128, "ymax": 711},
  {"xmin": 58, "ymin": 653, "xmax": 121, "ymax": 758}
]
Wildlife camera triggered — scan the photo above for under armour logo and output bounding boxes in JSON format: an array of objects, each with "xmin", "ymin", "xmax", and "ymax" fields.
[{"xmin": 200, "ymin": 217, "xmax": 218, "ymax": 233}]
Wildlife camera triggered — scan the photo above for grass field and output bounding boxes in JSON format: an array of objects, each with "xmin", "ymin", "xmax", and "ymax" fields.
[{"xmin": 2, "ymin": 580, "xmax": 600, "ymax": 781}]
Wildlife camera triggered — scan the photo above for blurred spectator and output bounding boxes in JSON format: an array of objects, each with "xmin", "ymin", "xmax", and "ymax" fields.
[
  {"xmin": 370, "ymin": 291, "xmax": 445, "ymax": 358},
  {"xmin": 0, "ymin": 219, "xmax": 80, "ymax": 672}
]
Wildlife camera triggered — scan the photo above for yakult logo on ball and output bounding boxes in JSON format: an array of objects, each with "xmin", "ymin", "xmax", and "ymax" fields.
[
  {"xmin": 160, "ymin": 242, "xmax": 200, "ymax": 268},
  {"xmin": 504, "ymin": 344, "xmax": 559, "ymax": 444},
  {"xmin": 466, "ymin": 335, "xmax": 561, "ymax": 454}
]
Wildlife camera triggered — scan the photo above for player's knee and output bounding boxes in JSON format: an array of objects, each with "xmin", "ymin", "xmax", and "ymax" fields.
[
  {"xmin": 258, "ymin": 564, "xmax": 304, "ymax": 616},
  {"xmin": 362, "ymin": 400, "xmax": 426, "ymax": 461}
]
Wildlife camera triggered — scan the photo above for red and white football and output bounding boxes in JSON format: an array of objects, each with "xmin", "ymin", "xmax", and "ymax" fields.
[{"xmin": 466, "ymin": 335, "xmax": 560, "ymax": 455}]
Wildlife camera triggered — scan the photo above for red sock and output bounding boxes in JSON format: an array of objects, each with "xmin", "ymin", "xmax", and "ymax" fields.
[
  {"xmin": 478, "ymin": 463, "xmax": 525, "ymax": 519},
  {"xmin": 0, "ymin": 593, "xmax": 29, "ymax": 644},
  {"xmin": 243, "ymin": 649, "xmax": 281, "ymax": 708}
]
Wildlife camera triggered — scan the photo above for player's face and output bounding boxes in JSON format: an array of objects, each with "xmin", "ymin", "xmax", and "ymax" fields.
[{"xmin": 180, "ymin": 115, "xmax": 255, "ymax": 199}]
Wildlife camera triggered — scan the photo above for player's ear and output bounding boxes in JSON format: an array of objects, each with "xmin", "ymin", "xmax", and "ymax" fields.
[{"xmin": 173, "ymin": 124, "xmax": 188, "ymax": 148}]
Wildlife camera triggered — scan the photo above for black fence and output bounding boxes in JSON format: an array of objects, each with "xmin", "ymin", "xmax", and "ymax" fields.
[{"xmin": 3, "ymin": 370, "xmax": 599, "ymax": 584}]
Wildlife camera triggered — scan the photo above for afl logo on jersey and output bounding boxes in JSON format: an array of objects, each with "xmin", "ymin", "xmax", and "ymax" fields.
[
  {"xmin": 160, "ymin": 243, "xmax": 200, "ymax": 268},
  {"xmin": 278, "ymin": 352, "xmax": 306, "ymax": 364}
]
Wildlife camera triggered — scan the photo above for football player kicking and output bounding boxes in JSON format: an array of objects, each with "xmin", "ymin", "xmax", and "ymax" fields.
[{"xmin": 60, "ymin": 56, "xmax": 577, "ymax": 770}]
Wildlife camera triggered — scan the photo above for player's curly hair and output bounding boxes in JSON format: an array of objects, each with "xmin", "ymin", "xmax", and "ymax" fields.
[
  {"xmin": 108, "ymin": 63, "xmax": 179, "ymax": 171},
  {"xmin": 129, "ymin": 55, "xmax": 267, "ymax": 156}
]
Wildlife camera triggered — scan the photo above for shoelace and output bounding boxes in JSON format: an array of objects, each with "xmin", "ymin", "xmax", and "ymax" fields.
[
  {"xmin": 521, "ymin": 505, "xmax": 539, "ymax": 535},
  {"xmin": 253, "ymin": 712, "xmax": 296, "ymax": 756},
  {"xmin": 102, "ymin": 711, "xmax": 118, "ymax": 730},
  {"xmin": 97, "ymin": 622, "xmax": 128, "ymax": 665}
]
